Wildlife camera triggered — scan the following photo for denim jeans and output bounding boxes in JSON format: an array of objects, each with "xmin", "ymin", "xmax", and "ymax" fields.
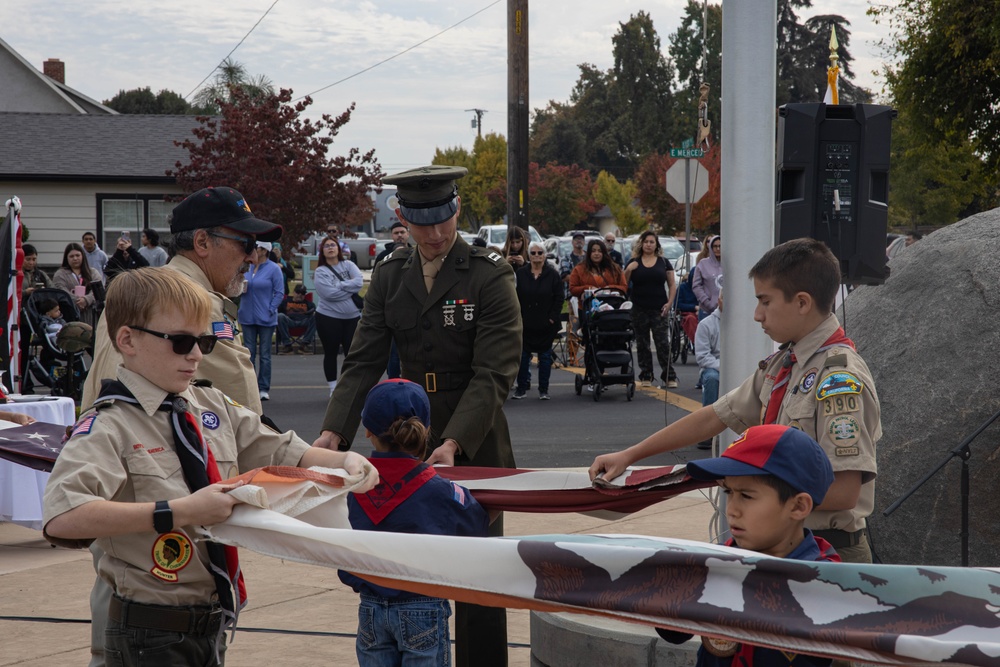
[
  {"xmin": 242, "ymin": 324, "xmax": 274, "ymax": 392},
  {"xmin": 517, "ymin": 348, "xmax": 552, "ymax": 393},
  {"xmin": 700, "ymin": 367, "xmax": 720, "ymax": 407},
  {"xmin": 276, "ymin": 313, "xmax": 316, "ymax": 345},
  {"xmin": 356, "ymin": 594, "xmax": 451, "ymax": 667}
]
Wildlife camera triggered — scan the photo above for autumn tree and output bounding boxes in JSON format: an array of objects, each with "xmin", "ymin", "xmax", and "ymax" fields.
[
  {"xmin": 487, "ymin": 163, "xmax": 601, "ymax": 235},
  {"xmin": 169, "ymin": 87, "xmax": 382, "ymax": 246},
  {"xmin": 635, "ymin": 148, "xmax": 721, "ymax": 235},
  {"xmin": 434, "ymin": 133, "xmax": 507, "ymax": 231},
  {"xmin": 593, "ymin": 171, "xmax": 645, "ymax": 235}
]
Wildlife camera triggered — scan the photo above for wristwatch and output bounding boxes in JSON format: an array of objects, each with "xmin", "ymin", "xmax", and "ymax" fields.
[{"xmin": 153, "ymin": 500, "xmax": 173, "ymax": 534}]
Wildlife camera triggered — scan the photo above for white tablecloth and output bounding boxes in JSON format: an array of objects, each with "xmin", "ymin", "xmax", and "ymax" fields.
[{"xmin": 0, "ymin": 396, "xmax": 76, "ymax": 530}]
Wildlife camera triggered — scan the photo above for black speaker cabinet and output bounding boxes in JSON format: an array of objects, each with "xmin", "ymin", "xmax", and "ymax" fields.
[{"xmin": 776, "ymin": 103, "xmax": 895, "ymax": 285}]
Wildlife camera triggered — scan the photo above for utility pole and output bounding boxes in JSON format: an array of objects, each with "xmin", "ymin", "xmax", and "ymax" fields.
[
  {"xmin": 507, "ymin": 0, "xmax": 529, "ymax": 232},
  {"xmin": 465, "ymin": 108, "xmax": 487, "ymax": 138}
]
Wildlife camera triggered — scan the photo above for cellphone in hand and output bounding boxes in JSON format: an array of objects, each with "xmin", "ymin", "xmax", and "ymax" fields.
[{"xmin": 120, "ymin": 231, "xmax": 130, "ymax": 242}]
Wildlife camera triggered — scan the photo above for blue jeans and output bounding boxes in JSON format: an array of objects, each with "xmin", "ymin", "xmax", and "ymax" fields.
[
  {"xmin": 356, "ymin": 594, "xmax": 451, "ymax": 667},
  {"xmin": 277, "ymin": 313, "xmax": 316, "ymax": 345},
  {"xmin": 242, "ymin": 324, "xmax": 274, "ymax": 392},
  {"xmin": 700, "ymin": 368, "xmax": 719, "ymax": 407},
  {"xmin": 517, "ymin": 348, "xmax": 552, "ymax": 393}
]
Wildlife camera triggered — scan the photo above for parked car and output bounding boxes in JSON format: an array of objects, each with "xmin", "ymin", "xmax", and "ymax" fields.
[
  {"xmin": 343, "ymin": 236, "xmax": 379, "ymax": 269},
  {"xmin": 621, "ymin": 235, "xmax": 686, "ymax": 267},
  {"xmin": 476, "ymin": 225, "xmax": 545, "ymax": 247},
  {"xmin": 459, "ymin": 231, "xmax": 477, "ymax": 244}
]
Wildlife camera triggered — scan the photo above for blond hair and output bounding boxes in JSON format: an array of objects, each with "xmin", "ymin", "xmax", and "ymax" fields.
[{"xmin": 106, "ymin": 267, "xmax": 213, "ymax": 350}]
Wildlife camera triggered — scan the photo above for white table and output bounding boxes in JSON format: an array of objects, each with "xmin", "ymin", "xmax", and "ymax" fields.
[{"xmin": 0, "ymin": 396, "xmax": 76, "ymax": 530}]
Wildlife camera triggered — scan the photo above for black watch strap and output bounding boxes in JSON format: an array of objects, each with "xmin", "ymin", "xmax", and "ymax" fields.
[{"xmin": 153, "ymin": 500, "xmax": 173, "ymax": 534}]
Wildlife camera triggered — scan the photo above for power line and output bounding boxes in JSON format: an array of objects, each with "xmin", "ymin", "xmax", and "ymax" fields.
[
  {"xmin": 295, "ymin": 0, "xmax": 502, "ymax": 102},
  {"xmin": 184, "ymin": 0, "xmax": 283, "ymax": 100}
]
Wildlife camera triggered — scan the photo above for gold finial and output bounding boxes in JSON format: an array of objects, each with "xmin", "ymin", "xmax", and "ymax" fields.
[{"xmin": 828, "ymin": 25, "xmax": 839, "ymax": 68}]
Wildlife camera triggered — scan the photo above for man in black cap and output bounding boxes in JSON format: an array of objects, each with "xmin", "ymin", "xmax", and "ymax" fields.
[
  {"xmin": 313, "ymin": 165, "xmax": 520, "ymax": 667},
  {"xmin": 79, "ymin": 187, "xmax": 281, "ymax": 667},
  {"xmin": 560, "ymin": 231, "xmax": 588, "ymax": 295}
]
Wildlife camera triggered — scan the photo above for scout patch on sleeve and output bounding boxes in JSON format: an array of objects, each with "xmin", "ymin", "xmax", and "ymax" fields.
[
  {"xmin": 816, "ymin": 371, "xmax": 863, "ymax": 401},
  {"xmin": 701, "ymin": 636, "xmax": 739, "ymax": 657},
  {"xmin": 222, "ymin": 394, "xmax": 244, "ymax": 409},
  {"xmin": 822, "ymin": 393, "xmax": 861, "ymax": 416},
  {"xmin": 799, "ymin": 367, "xmax": 818, "ymax": 392},
  {"xmin": 212, "ymin": 321, "xmax": 235, "ymax": 340},
  {"xmin": 828, "ymin": 415, "xmax": 861, "ymax": 450},
  {"xmin": 150, "ymin": 531, "xmax": 194, "ymax": 582},
  {"xmin": 70, "ymin": 414, "xmax": 97, "ymax": 438}
]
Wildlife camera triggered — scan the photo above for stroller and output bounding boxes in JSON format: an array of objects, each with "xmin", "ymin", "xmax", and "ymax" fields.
[
  {"xmin": 574, "ymin": 288, "xmax": 636, "ymax": 402},
  {"xmin": 20, "ymin": 288, "xmax": 90, "ymax": 401}
]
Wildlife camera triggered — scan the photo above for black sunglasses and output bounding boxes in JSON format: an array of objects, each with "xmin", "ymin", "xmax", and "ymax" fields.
[
  {"xmin": 130, "ymin": 326, "xmax": 218, "ymax": 355},
  {"xmin": 529, "ymin": 250, "xmax": 545, "ymax": 256},
  {"xmin": 208, "ymin": 231, "xmax": 256, "ymax": 255}
]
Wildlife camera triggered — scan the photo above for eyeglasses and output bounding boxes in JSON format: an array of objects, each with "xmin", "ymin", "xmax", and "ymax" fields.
[
  {"xmin": 322, "ymin": 243, "xmax": 340, "ymax": 249},
  {"xmin": 208, "ymin": 232, "xmax": 256, "ymax": 255},
  {"xmin": 129, "ymin": 325, "xmax": 218, "ymax": 355},
  {"xmin": 605, "ymin": 239, "xmax": 615, "ymax": 244},
  {"xmin": 529, "ymin": 251, "xmax": 545, "ymax": 256},
  {"xmin": 712, "ymin": 244, "xmax": 721, "ymax": 249}
]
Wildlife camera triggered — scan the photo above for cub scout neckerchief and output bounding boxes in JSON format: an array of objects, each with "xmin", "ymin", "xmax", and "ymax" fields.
[
  {"xmin": 763, "ymin": 327, "xmax": 855, "ymax": 425},
  {"xmin": 353, "ymin": 456, "xmax": 436, "ymax": 525},
  {"xmin": 96, "ymin": 380, "xmax": 247, "ymax": 633}
]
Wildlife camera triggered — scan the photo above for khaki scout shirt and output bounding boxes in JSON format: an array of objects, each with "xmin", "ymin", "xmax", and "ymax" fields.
[
  {"xmin": 44, "ymin": 367, "xmax": 308, "ymax": 607},
  {"xmin": 322, "ymin": 236, "xmax": 521, "ymax": 466},
  {"xmin": 80, "ymin": 255, "xmax": 262, "ymax": 415},
  {"xmin": 714, "ymin": 314, "xmax": 880, "ymax": 533}
]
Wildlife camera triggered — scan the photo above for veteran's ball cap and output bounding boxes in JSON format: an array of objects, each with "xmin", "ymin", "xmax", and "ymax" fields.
[
  {"xmin": 361, "ymin": 379, "xmax": 431, "ymax": 436},
  {"xmin": 171, "ymin": 187, "xmax": 283, "ymax": 242},
  {"xmin": 383, "ymin": 165, "xmax": 468, "ymax": 226},
  {"xmin": 685, "ymin": 424, "xmax": 834, "ymax": 505}
]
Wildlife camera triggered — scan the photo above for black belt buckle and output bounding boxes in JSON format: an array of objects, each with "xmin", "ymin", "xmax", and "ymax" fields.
[{"xmin": 425, "ymin": 372, "xmax": 437, "ymax": 393}]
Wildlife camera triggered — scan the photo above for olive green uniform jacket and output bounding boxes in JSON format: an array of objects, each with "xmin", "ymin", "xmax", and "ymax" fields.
[{"xmin": 322, "ymin": 237, "xmax": 521, "ymax": 467}]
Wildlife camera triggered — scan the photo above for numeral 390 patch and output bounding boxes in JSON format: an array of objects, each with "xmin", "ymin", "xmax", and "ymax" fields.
[{"xmin": 823, "ymin": 394, "xmax": 860, "ymax": 416}]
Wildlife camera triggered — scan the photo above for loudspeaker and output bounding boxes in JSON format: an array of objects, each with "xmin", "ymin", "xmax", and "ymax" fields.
[{"xmin": 776, "ymin": 103, "xmax": 896, "ymax": 285}]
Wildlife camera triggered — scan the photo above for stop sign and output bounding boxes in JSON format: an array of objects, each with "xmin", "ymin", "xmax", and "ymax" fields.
[{"xmin": 666, "ymin": 159, "xmax": 709, "ymax": 204}]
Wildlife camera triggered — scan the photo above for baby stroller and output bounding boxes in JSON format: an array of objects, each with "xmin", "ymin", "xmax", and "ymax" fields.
[
  {"xmin": 21, "ymin": 288, "xmax": 90, "ymax": 401},
  {"xmin": 574, "ymin": 288, "xmax": 636, "ymax": 402}
]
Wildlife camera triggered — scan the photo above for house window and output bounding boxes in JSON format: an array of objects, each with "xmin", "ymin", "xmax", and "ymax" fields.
[{"xmin": 97, "ymin": 195, "xmax": 173, "ymax": 251}]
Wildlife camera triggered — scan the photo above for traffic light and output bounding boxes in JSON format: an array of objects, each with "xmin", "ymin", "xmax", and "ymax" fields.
[{"xmin": 775, "ymin": 103, "xmax": 896, "ymax": 285}]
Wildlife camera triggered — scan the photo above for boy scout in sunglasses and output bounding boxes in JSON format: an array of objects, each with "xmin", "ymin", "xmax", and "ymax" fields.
[{"xmin": 43, "ymin": 268, "xmax": 377, "ymax": 667}]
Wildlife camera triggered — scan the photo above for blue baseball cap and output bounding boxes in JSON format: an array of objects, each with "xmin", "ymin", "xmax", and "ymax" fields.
[
  {"xmin": 686, "ymin": 425, "xmax": 834, "ymax": 505},
  {"xmin": 361, "ymin": 379, "xmax": 431, "ymax": 436}
]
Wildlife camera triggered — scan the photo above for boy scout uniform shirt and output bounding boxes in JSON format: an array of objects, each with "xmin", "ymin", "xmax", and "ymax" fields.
[
  {"xmin": 322, "ymin": 235, "xmax": 521, "ymax": 467},
  {"xmin": 43, "ymin": 366, "xmax": 309, "ymax": 607},
  {"xmin": 713, "ymin": 314, "xmax": 880, "ymax": 534},
  {"xmin": 80, "ymin": 254, "xmax": 262, "ymax": 415}
]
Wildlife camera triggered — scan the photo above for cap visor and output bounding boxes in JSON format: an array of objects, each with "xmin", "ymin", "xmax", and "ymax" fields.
[
  {"xmin": 685, "ymin": 457, "xmax": 768, "ymax": 481},
  {"xmin": 224, "ymin": 217, "xmax": 283, "ymax": 242},
  {"xmin": 399, "ymin": 200, "xmax": 458, "ymax": 226}
]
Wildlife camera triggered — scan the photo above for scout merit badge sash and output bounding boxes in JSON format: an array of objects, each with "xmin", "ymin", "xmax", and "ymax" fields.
[
  {"xmin": 762, "ymin": 327, "xmax": 855, "ymax": 425},
  {"xmin": 96, "ymin": 380, "xmax": 247, "ymax": 632},
  {"xmin": 354, "ymin": 457, "xmax": 437, "ymax": 525}
]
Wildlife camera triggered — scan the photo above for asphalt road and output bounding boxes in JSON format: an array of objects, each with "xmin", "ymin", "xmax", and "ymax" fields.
[{"xmin": 262, "ymin": 346, "xmax": 715, "ymax": 470}]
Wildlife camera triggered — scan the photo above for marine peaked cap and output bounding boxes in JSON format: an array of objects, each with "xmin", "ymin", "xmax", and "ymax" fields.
[{"xmin": 384, "ymin": 165, "xmax": 467, "ymax": 226}]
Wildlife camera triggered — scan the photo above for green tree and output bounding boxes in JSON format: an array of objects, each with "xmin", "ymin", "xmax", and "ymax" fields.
[
  {"xmin": 802, "ymin": 16, "xmax": 871, "ymax": 103},
  {"xmin": 432, "ymin": 132, "xmax": 507, "ymax": 231},
  {"xmin": 668, "ymin": 2, "xmax": 722, "ymax": 146},
  {"xmin": 169, "ymin": 88, "xmax": 382, "ymax": 246},
  {"xmin": 104, "ymin": 87, "xmax": 208, "ymax": 114},
  {"xmin": 872, "ymin": 0, "xmax": 1000, "ymax": 178},
  {"xmin": 192, "ymin": 58, "xmax": 274, "ymax": 114},
  {"xmin": 530, "ymin": 101, "xmax": 588, "ymax": 169},
  {"xmin": 593, "ymin": 171, "xmax": 645, "ymax": 235}
]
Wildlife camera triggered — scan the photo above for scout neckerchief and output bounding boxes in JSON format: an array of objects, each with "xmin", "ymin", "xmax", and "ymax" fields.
[
  {"xmin": 97, "ymin": 380, "xmax": 247, "ymax": 633},
  {"xmin": 353, "ymin": 456, "xmax": 437, "ymax": 525},
  {"xmin": 762, "ymin": 327, "xmax": 855, "ymax": 425}
]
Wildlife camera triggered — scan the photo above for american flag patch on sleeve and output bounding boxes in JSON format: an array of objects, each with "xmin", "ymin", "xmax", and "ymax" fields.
[
  {"xmin": 71, "ymin": 415, "xmax": 97, "ymax": 438},
  {"xmin": 451, "ymin": 482, "xmax": 467, "ymax": 505},
  {"xmin": 213, "ymin": 321, "xmax": 235, "ymax": 340}
]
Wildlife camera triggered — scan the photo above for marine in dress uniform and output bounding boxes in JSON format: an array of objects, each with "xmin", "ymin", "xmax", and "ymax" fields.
[
  {"xmin": 319, "ymin": 165, "xmax": 520, "ymax": 666},
  {"xmin": 713, "ymin": 313, "xmax": 880, "ymax": 563}
]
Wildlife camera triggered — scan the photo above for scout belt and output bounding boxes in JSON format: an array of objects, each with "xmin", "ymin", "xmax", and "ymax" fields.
[{"xmin": 109, "ymin": 595, "xmax": 223, "ymax": 636}]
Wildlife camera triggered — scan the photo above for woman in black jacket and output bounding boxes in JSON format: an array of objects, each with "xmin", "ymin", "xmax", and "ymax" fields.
[{"xmin": 513, "ymin": 241, "xmax": 564, "ymax": 400}]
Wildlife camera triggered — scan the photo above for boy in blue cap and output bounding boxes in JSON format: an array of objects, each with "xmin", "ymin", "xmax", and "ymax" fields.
[
  {"xmin": 656, "ymin": 423, "xmax": 839, "ymax": 666},
  {"xmin": 339, "ymin": 379, "xmax": 489, "ymax": 666}
]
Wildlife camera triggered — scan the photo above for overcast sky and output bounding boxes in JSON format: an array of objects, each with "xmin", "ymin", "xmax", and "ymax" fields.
[{"xmin": 2, "ymin": 0, "xmax": 893, "ymax": 174}]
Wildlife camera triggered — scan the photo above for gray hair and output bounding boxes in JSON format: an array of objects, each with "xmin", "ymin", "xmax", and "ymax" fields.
[
  {"xmin": 168, "ymin": 226, "xmax": 225, "ymax": 253},
  {"xmin": 528, "ymin": 241, "xmax": 546, "ymax": 255}
]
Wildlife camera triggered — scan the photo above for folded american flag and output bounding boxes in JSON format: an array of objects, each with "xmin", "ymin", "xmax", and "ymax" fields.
[{"xmin": 0, "ymin": 422, "xmax": 69, "ymax": 471}]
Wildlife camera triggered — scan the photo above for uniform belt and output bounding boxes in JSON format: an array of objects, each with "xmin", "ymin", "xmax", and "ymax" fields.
[
  {"xmin": 109, "ymin": 595, "xmax": 223, "ymax": 636},
  {"xmin": 814, "ymin": 528, "xmax": 866, "ymax": 550},
  {"xmin": 405, "ymin": 371, "xmax": 474, "ymax": 393}
]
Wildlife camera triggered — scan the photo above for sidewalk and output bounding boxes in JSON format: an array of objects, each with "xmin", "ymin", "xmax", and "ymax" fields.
[{"xmin": 0, "ymin": 484, "xmax": 717, "ymax": 666}]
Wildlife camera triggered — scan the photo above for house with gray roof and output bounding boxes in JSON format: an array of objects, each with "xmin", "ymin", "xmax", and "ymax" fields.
[{"xmin": 0, "ymin": 36, "xmax": 196, "ymax": 267}]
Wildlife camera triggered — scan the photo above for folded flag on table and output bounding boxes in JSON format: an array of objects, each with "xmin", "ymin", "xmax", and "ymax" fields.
[
  {"xmin": 203, "ymin": 466, "xmax": 1000, "ymax": 667},
  {"xmin": 0, "ymin": 422, "xmax": 69, "ymax": 471}
]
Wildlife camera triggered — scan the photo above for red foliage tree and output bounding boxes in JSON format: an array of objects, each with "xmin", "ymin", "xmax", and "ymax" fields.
[
  {"xmin": 635, "ymin": 146, "xmax": 721, "ymax": 235},
  {"xmin": 486, "ymin": 162, "xmax": 601, "ymax": 235},
  {"xmin": 169, "ymin": 88, "xmax": 382, "ymax": 246}
]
